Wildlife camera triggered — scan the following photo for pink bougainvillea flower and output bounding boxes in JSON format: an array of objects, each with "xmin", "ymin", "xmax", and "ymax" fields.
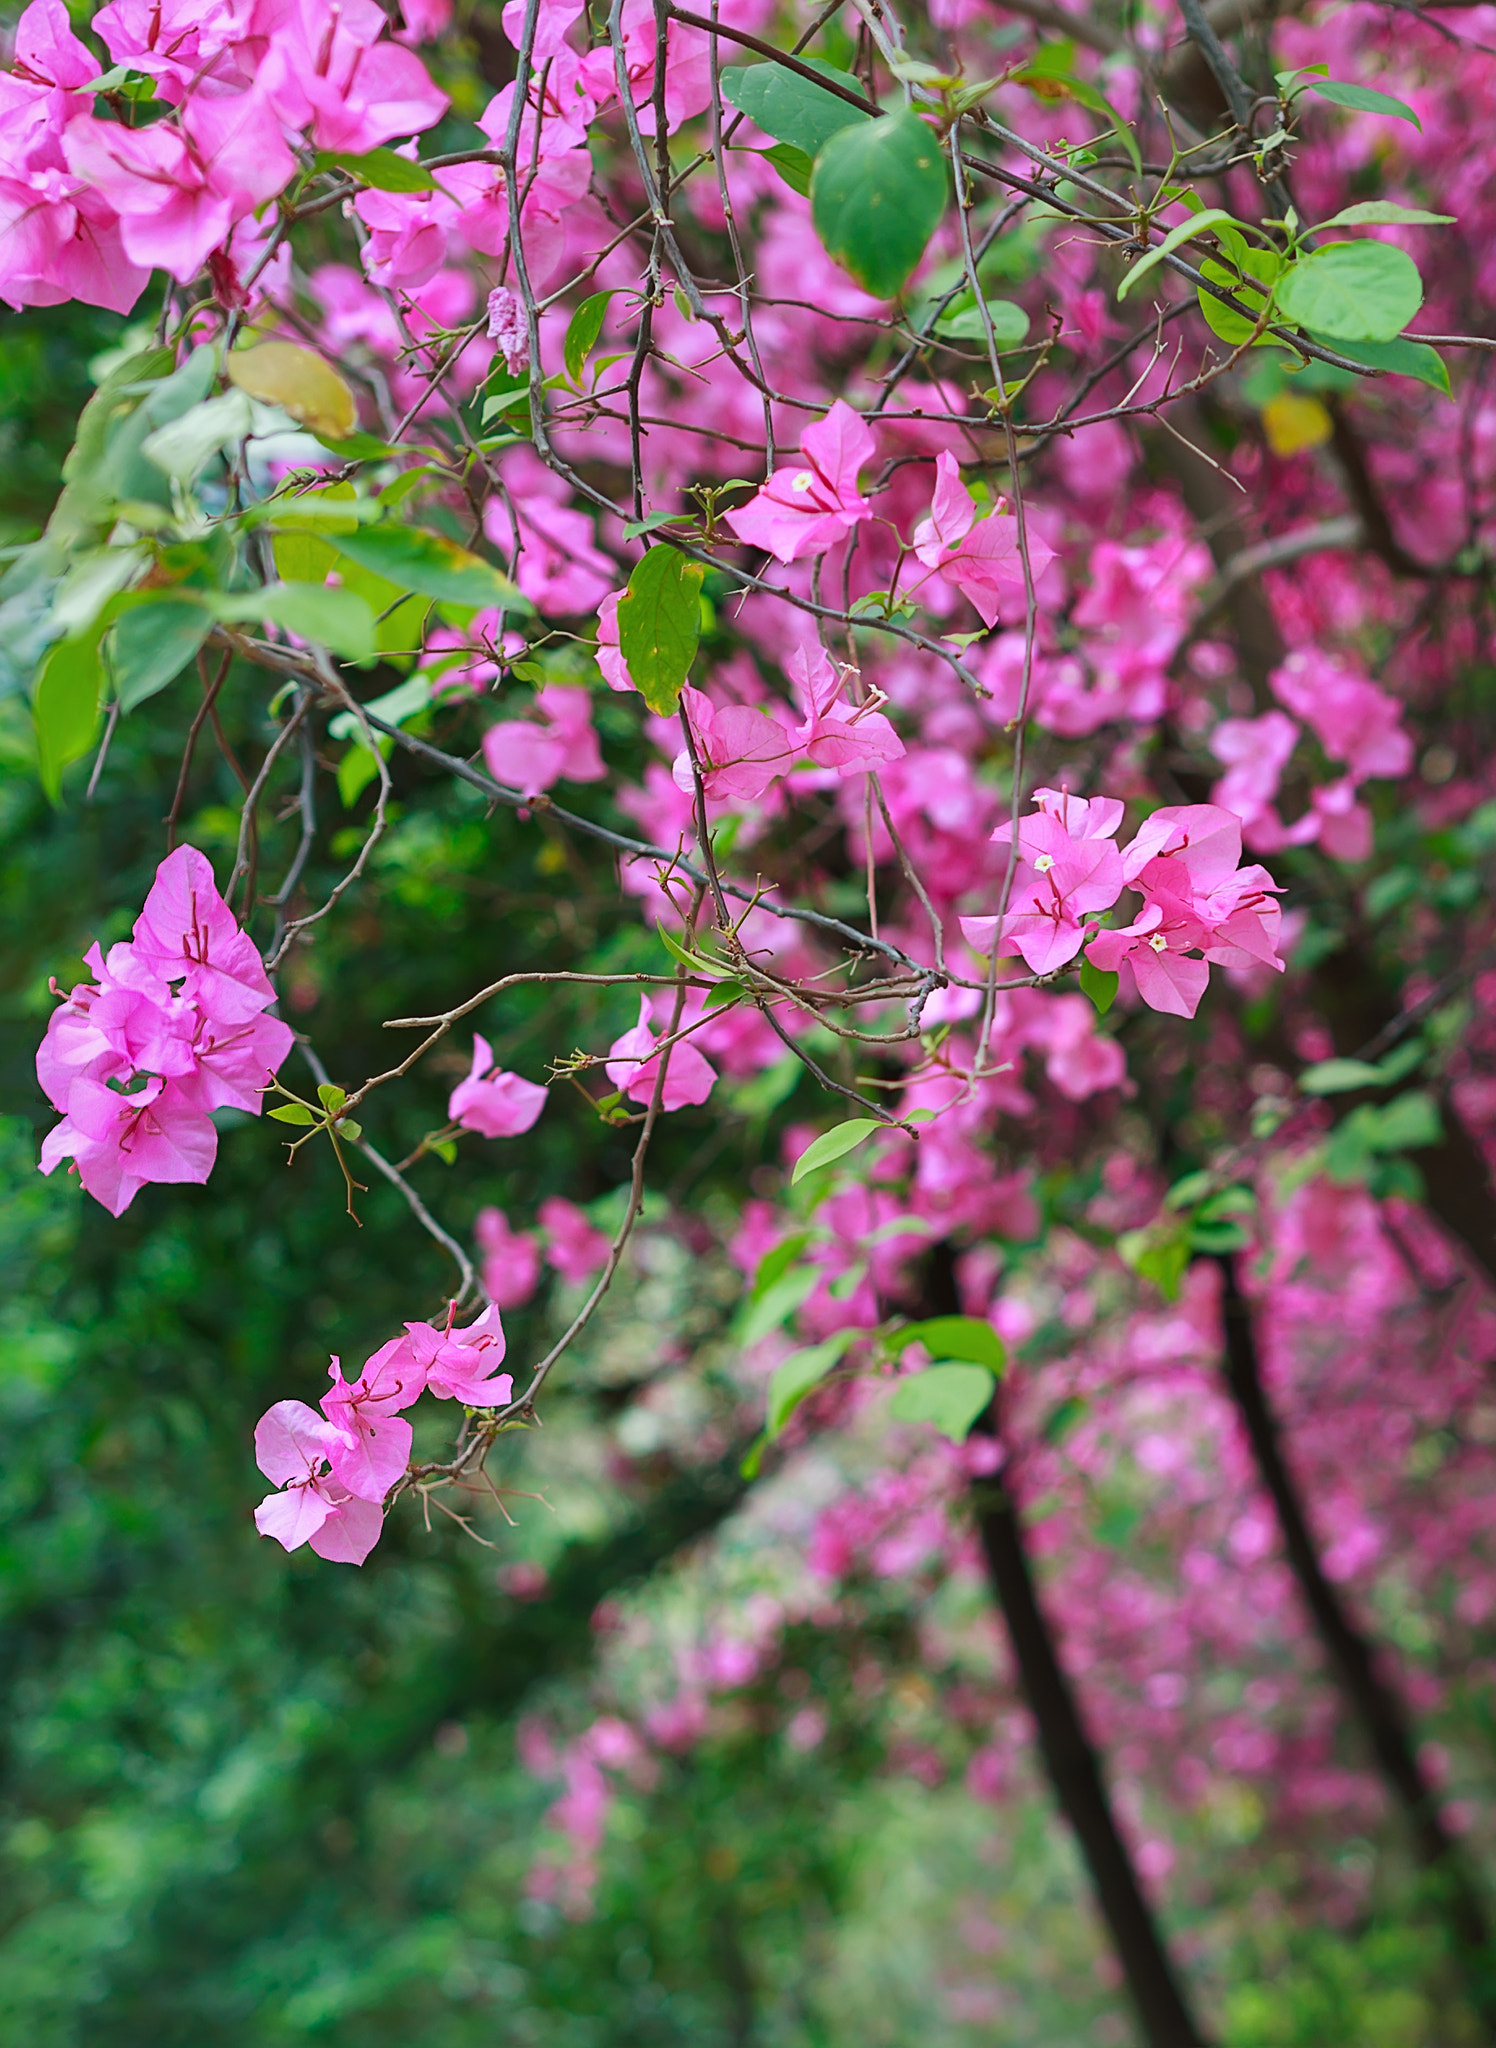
[
  {"xmin": 258, "ymin": 0, "xmax": 449, "ymax": 153},
  {"xmin": 39, "ymin": 1072, "xmax": 218, "ymax": 1216},
  {"xmin": 787, "ymin": 644, "xmax": 904, "ymax": 775},
  {"xmin": 1120, "ymin": 802, "xmax": 1245, "ymax": 891},
  {"xmin": 253, "ymin": 1400, "xmax": 384, "ymax": 1564},
  {"xmin": 475, "ymin": 1206, "xmax": 543, "ymax": 1308},
  {"xmin": 1085, "ymin": 804, "xmax": 1284, "ymax": 1016},
  {"xmin": 319, "ymin": 1338, "xmax": 427, "ymax": 1502},
  {"xmin": 910, "ymin": 451, "xmax": 1053, "ymax": 627},
  {"xmin": 485, "ymin": 464, "xmax": 615, "ymax": 616},
  {"xmin": 539, "ymin": 1195, "xmax": 611, "ymax": 1284},
  {"xmin": 130, "ymin": 844, "xmax": 277, "ymax": 1024},
  {"xmin": 34, "ymin": 845, "xmax": 291, "ymax": 1214},
  {"xmin": 91, "ymin": 0, "xmax": 243, "ymax": 97},
  {"xmin": 175, "ymin": 1007, "xmax": 296, "ymax": 1117},
  {"xmin": 395, "ymin": 0, "xmax": 452, "ymax": 43},
  {"xmin": 64, "ymin": 91, "xmax": 296, "ymax": 284},
  {"xmin": 483, "ymin": 684, "xmax": 605, "ymax": 797},
  {"xmin": 725, "ymin": 400, "xmax": 874, "ymax": 564},
  {"xmin": 595, "ymin": 590, "xmax": 632, "ymax": 692},
  {"xmin": 606, "ymin": 994, "xmax": 717, "ymax": 1111},
  {"xmin": 961, "ymin": 795, "xmax": 1125, "ymax": 977},
  {"xmin": 448, "ymin": 1033, "xmax": 548, "ymax": 1139},
  {"xmin": 406, "ymin": 1303, "xmax": 514, "ymax": 1405},
  {"xmin": 671, "ymin": 685, "xmax": 796, "ymax": 803},
  {"xmin": 1085, "ymin": 887, "xmax": 1212, "ymax": 1019},
  {"xmin": 486, "ymin": 284, "xmax": 529, "ymax": 372},
  {"xmin": 1270, "ymin": 649, "xmax": 1413, "ymax": 784}
]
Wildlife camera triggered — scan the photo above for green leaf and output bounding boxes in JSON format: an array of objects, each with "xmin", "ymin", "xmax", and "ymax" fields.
[
  {"xmin": 811, "ymin": 110, "xmax": 948, "ymax": 301},
  {"xmin": 317, "ymin": 1083, "xmax": 348, "ymax": 1112},
  {"xmin": 563, "ymin": 291, "xmax": 618, "ymax": 390},
  {"xmin": 1118, "ymin": 207, "xmax": 1244, "ymax": 302},
  {"xmin": 888, "ymin": 1362, "xmax": 995, "ymax": 1441},
  {"xmin": 767, "ymin": 1330, "xmax": 858, "ymax": 1437},
  {"xmin": 1312, "ymin": 333, "xmax": 1450, "ymax": 395},
  {"xmin": 210, "ymin": 584, "xmax": 376, "ymax": 662},
  {"xmin": 1276, "ymin": 240, "xmax": 1423, "ymax": 342},
  {"xmin": 1369, "ymin": 1089, "xmax": 1440, "ymax": 1151},
  {"xmin": 1323, "ymin": 1091, "xmax": 1441, "ymax": 1183},
  {"xmin": 1197, "ymin": 246, "xmax": 1282, "ymax": 345},
  {"xmin": 933, "ymin": 296, "xmax": 1030, "ymax": 346},
  {"xmin": 1314, "ymin": 201, "xmax": 1453, "ymax": 229},
  {"xmin": 328, "ymin": 673, "xmax": 432, "ymax": 741},
  {"xmin": 334, "ymin": 1118, "xmax": 362, "ymax": 1141},
  {"xmin": 316, "ymin": 147, "xmax": 439, "ymax": 192},
  {"xmin": 333, "ymin": 525, "xmax": 528, "ymax": 611},
  {"xmin": 315, "ymin": 430, "xmax": 402, "ymax": 460},
  {"xmin": 622, "ymin": 511, "xmax": 693, "ymax": 540},
  {"xmin": 337, "ymin": 739, "xmax": 389, "ymax": 809},
  {"xmin": 734, "ymin": 1264, "xmax": 820, "ymax": 1347},
  {"xmin": 107, "ymin": 597, "xmax": 211, "ymax": 712},
  {"xmin": 269, "ymin": 1102, "xmax": 318, "ymax": 1125},
  {"xmin": 751, "ymin": 1231, "xmax": 813, "ymax": 1300},
  {"xmin": 762, "ymin": 143, "xmax": 814, "ymax": 196},
  {"xmin": 720, "ymin": 58, "xmax": 869, "ymax": 156},
  {"xmin": 1299, "ymin": 1056, "xmax": 1387, "ymax": 1094},
  {"xmin": 1304, "ymin": 79, "xmax": 1421, "ymax": 130},
  {"xmin": 32, "ymin": 629, "xmax": 103, "ymax": 803},
  {"xmin": 140, "ymin": 390, "xmax": 253, "ymax": 485},
  {"xmin": 655, "ymin": 919, "xmax": 728, "ymax": 978},
  {"xmin": 790, "ymin": 1117, "xmax": 882, "ymax": 1184},
  {"xmin": 1079, "ymin": 953, "xmax": 1119, "ymax": 1015},
  {"xmin": 897, "ymin": 1315, "xmax": 1006, "ymax": 1375},
  {"xmin": 615, "ymin": 547, "xmax": 704, "ymax": 715},
  {"xmin": 1042, "ymin": 1395, "xmax": 1086, "ymax": 1443}
]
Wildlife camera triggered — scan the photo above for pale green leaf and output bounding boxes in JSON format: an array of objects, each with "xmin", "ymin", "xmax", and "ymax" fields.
[
  {"xmin": 32, "ymin": 629, "xmax": 103, "ymax": 803},
  {"xmin": 1118, "ymin": 208, "xmax": 1243, "ymax": 302},
  {"xmin": 888, "ymin": 1362, "xmax": 996, "ymax": 1441},
  {"xmin": 316, "ymin": 147, "xmax": 439, "ymax": 192},
  {"xmin": 1304, "ymin": 79, "xmax": 1421, "ymax": 130},
  {"xmin": 563, "ymin": 291, "xmax": 618, "ymax": 389},
  {"xmin": 790, "ymin": 1117, "xmax": 882, "ymax": 1184},
  {"xmin": 1276, "ymin": 240, "xmax": 1423, "ymax": 342},
  {"xmin": 108, "ymin": 597, "xmax": 211, "ymax": 712},
  {"xmin": 333, "ymin": 525, "xmax": 528, "ymax": 611},
  {"xmin": 898, "ymin": 1315, "xmax": 1006, "ymax": 1374},
  {"xmin": 767, "ymin": 1330, "xmax": 858, "ymax": 1437}
]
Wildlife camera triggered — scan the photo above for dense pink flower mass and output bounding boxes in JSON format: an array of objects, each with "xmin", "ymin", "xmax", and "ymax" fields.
[
  {"xmin": 0, "ymin": 0, "xmax": 445, "ymax": 311},
  {"xmin": 37, "ymin": 847, "xmax": 291, "ymax": 1214}
]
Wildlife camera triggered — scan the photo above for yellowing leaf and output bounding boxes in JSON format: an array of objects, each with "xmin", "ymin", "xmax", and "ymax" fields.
[
  {"xmin": 227, "ymin": 342, "xmax": 357, "ymax": 440},
  {"xmin": 1260, "ymin": 390, "xmax": 1333, "ymax": 456}
]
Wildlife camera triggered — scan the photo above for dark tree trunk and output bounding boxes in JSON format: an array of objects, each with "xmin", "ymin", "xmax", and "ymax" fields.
[
  {"xmin": 970, "ymin": 1451, "xmax": 1214, "ymax": 2048},
  {"xmin": 919, "ymin": 1246, "xmax": 1214, "ymax": 2047},
  {"xmin": 1214, "ymin": 1254, "xmax": 1496, "ymax": 2034}
]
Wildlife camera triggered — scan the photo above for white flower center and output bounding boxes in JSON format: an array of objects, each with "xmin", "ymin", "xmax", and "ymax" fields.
[
  {"xmin": 1033, "ymin": 853, "xmax": 1056, "ymax": 873},
  {"xmin": 1148, "ymin": 933, "xmax": 1168, "ymax": 952},
  {"xmin": 790, "ymin": 470, "xmax": 814, "ymax": 494}
]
